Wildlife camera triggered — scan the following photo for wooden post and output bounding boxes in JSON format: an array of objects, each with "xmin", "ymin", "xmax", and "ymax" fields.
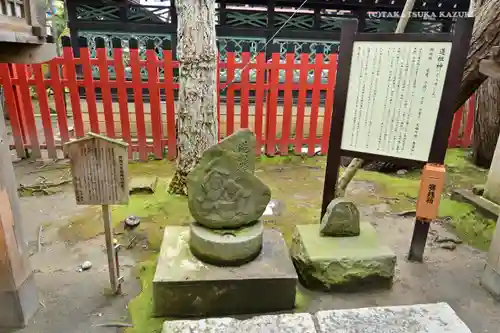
[
  {"xmin": 102, "ymin": 205, "xmax": 119, "ymax": 293},
  {"xmin": 0, "ymin": 100, "xmax": 39, "ymax": 328},
  {"xmin": 407, "ymin": 19, "xmax": 474, "ymax": 262}
]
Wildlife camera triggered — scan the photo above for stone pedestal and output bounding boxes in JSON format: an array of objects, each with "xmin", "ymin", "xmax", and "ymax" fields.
[
  {"xmin": 162, "ymin": 303, "xmax": 472, "ymax": 333},
  {"xmin": 153, "ymin": 226, "xmax": 297, "ymax": 317},
  {"xmin": 484, "ymin": 129, "xmax": 500, "ymax": 205},
  {"xmin": 481, "ymin": 213, "xmax": 500, "ymax": 299},
  {"xmin": 290, "ymin": 223, "xmax": 396, "ymax": 291}
]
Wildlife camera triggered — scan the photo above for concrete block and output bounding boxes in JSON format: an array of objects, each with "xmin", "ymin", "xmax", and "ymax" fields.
[
  {"xmin": 162, "ymin": 313, "xmax": 316, "ymax": 333},
  {"xmin": 0, "ymin": 273, "xmax": 39, "ymax": 328},
  {"xmin": 290, "ymin": 223, "xmax": 396, "ymax": 291},
  {"xmin": 315, "ymin": 303, "xmax": 472, "ymax": 332},
  {"xmin": 481, "ymin": 263, "xmax": 500, "ymax": 301},
  {"xmin": 153, "ymin": 226, "xmax": 297, "ymax": 317},
  {"xmin": 451, "ymin": 189, "xmax": 499, "ymax": 220}
]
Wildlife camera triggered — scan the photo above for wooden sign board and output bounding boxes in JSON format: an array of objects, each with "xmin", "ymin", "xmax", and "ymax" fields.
[
  {"xmin": 341, "ymin": 41, "xmax": 452, "ymax": 162},
  {"xmin": 65, "ymin": 133, "xmax": 129, "ymax": 205}
]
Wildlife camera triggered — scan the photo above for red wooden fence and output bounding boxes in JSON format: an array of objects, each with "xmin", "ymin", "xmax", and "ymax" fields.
[{"xmin": 0, "ymin": 37, "xmax": 474, "ymax": 161}]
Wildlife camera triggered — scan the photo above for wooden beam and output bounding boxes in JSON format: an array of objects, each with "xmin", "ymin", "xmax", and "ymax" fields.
[{"xmin": 0, "ymin": 99, "xmax": 39, "ymax": 328}]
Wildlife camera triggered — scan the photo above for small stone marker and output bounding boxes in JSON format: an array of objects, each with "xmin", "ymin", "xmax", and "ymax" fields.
[
  {"xmin": 129, "ymin": 176, "xmax": 158, "ymax": 194},
  {"xmin": 65, "ymin": 133, "xmax": 129, "ymax": 294},
  {"xmin": 319, "ymin": 198, "xmax": 360, "ymax": 237}
]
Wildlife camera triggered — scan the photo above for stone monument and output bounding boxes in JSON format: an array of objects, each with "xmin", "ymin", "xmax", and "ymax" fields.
[
  {"xmin": 290, "ymin": 198, "xmax": 396, "ymax": 291},
  {"xmin": 186, "ymin": 130, "xmax": 270, "ymax": 265},
  {"xmin": 153, "ymin": 129, "xmax": 297, "ymax": 317}
]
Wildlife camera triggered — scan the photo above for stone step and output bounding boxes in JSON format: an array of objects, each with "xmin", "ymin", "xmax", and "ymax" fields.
[{"xmin": 162, "ymin": 302, "xmax": 472, "ymax": 333}]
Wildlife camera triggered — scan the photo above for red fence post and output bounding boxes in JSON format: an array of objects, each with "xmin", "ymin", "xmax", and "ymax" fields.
[
  {"xmin": 280, "ymin": 53, "xmax": 294, "ymax": 155},
  {"xmin": 0, "ymin": 64, "xmax": 25, "ymax": 157},
  {"xmin": 61, "ymin": 36, "xmax": 85, "ymax": 138},
  {"xmin": 10, "ymin": 65, "xmax": 29, "ymax": 147},
  {"xmin": 15, "ymin": 64, "xmax": 41, "ymax": 158},
  {"xmin": 162, "ymin": 46, "xmax": 177, "ymax": 161},
  {"xmin": 129, "ymin": 39, "xmax": 148, "ymax": 161},
  {"xmin": 146, "ymin": 40, "xmax": 164, "ymax": 159},
  {"xmin": 254, "ymin": 53, "xmax": 266, "ymax": 155},
  {"xmin": 265, "ymin": 52, "xmax": 280, "ymax": 156},
  {"xmin": 321, "ymin": 53, "xmax": 337, "ymax": 155},
  {"xmin": 49, "ymin": 56, "xmax": 70, "ymax": 145},
  {"xmin": 217, "ymin": 53, "xmax": 221, "ymax": 142},
  {"xmin": 448, "ymin": 107, "xmax": 462, "ymax": 148},
  {"xmin": 96, "ymin": 37, "xmax": 116, "ymax": 138},
  {"xmin": 295, "ymin": 53, "xmax": 309, "ymax": 155},
  {"xmin": 308, "ymin": 54, "xmax": 322, "ymax": 156},
  {"xmin": 112, "ymin": 37, "xmax": 132, "ymax": 159},
  {"xmin": 240, "ymin": 52, "xmax": 250, "ymax": 130},
  {"xmin": 226, "ymin": 52, "xmax": 235, "ymax": 137},
  {"xmin": 32, "ymin": 63, "xmax": 57, "ymax": 159},
  {"xmin": 462, "ymin": 95, "xmax": 475, "ymax": 148},
  {"xmin": 79, "ymin": 37, "xmax": 100, "ymax": 134}
]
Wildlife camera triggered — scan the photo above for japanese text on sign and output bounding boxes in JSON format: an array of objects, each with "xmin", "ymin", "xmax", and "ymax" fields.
[
  {"xmin": 66, "ymin": 136, "xmax": 129, "ymax": 206},
  {"xmin": 341, "ymin": 41, "xmax": 452, "ymax": 161}
]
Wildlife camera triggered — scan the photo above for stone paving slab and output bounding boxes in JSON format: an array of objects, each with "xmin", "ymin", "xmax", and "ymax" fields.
[
  {"xmin": 162, "ymin": 313, "xmax": 316, "ymax": 333},
  {"xmin": 315, "ymin": 303, "xmax": 472, "ymax": 333},
  {"xmin": 162, "ymin": 303, "xmax": 472, "ymax": 333}
]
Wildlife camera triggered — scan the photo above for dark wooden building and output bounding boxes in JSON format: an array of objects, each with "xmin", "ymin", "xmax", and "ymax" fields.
[{"xmin": 66, "ymin": 0, "xmax": 470, "ymax": 61}]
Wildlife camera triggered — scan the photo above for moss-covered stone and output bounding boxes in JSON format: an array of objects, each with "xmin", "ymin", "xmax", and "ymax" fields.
[
  {"xmin": 153, "ymin": 226, "xmax": 297, "ymax": 317},
  {"xmin": 290, "ymin": 223, "xmax": 396, "ymax": 292},
  {"xmin": 189, "ymin": 221, "xmax": 264, "ymax": 266}
]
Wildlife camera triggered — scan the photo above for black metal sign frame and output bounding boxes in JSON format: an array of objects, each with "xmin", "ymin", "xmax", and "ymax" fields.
[{"xmin": 321, "ymin": 18, "xmax": 474, "ymax": 261}]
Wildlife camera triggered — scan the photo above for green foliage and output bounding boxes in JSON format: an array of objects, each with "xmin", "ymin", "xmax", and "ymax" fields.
[
  {"xmin": 47, "ymin": 0, "xmax": 67, "ymax": 39},
  {"xmin": 127, "ymin": 258, "xmax": 165, "ymax": 333}
]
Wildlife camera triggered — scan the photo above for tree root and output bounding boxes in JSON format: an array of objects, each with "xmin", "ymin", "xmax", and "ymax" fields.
[{"xmin": 18, "ymin": 175, "xmax": 72, "ymax": 196}]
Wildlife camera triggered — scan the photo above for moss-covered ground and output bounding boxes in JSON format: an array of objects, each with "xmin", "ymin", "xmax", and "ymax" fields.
[{"xmin": 55, "ymin": 148, "xmax": 494, "ymax": 333}]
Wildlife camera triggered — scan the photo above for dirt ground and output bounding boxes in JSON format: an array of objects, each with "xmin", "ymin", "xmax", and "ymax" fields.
[{"xmin": 4, "ymin": 151, "xmax": 500, "ymax": 333}]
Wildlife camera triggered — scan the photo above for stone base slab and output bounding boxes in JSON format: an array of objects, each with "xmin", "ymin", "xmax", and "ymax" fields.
[
  {"xmin": 0, "ymin": 273, "xmax": 39, "ymax": 328},
  {"xmin": 481, "ymin": 263, "xmax": 500, "ymax": 300},
  {"xmin": 290, "ymin": 223, "xmax": 396, "ymax": 291},
  {"xmin": 153, "ymin": 226, "xmax": 297, "ymax": 317},
  {"xmin": 451, "ymin": 189, "xmax": 499, "ymax": 220},
  {"xmin": 162, "ymin": 303, "xmax": 472, "ymax": 333}
]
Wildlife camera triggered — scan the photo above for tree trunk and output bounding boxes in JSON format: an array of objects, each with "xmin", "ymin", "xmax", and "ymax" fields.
[
  {"xmin": 454, "ymin": 0, "xmax": 500, "ymax": 111},
  {"xmin": 472, "ymin": 77, "xmax": 500, "ymax": 167},
  {"xmin": 168, "ymin": 0, "xmax": 218, "ymax": 196}
]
